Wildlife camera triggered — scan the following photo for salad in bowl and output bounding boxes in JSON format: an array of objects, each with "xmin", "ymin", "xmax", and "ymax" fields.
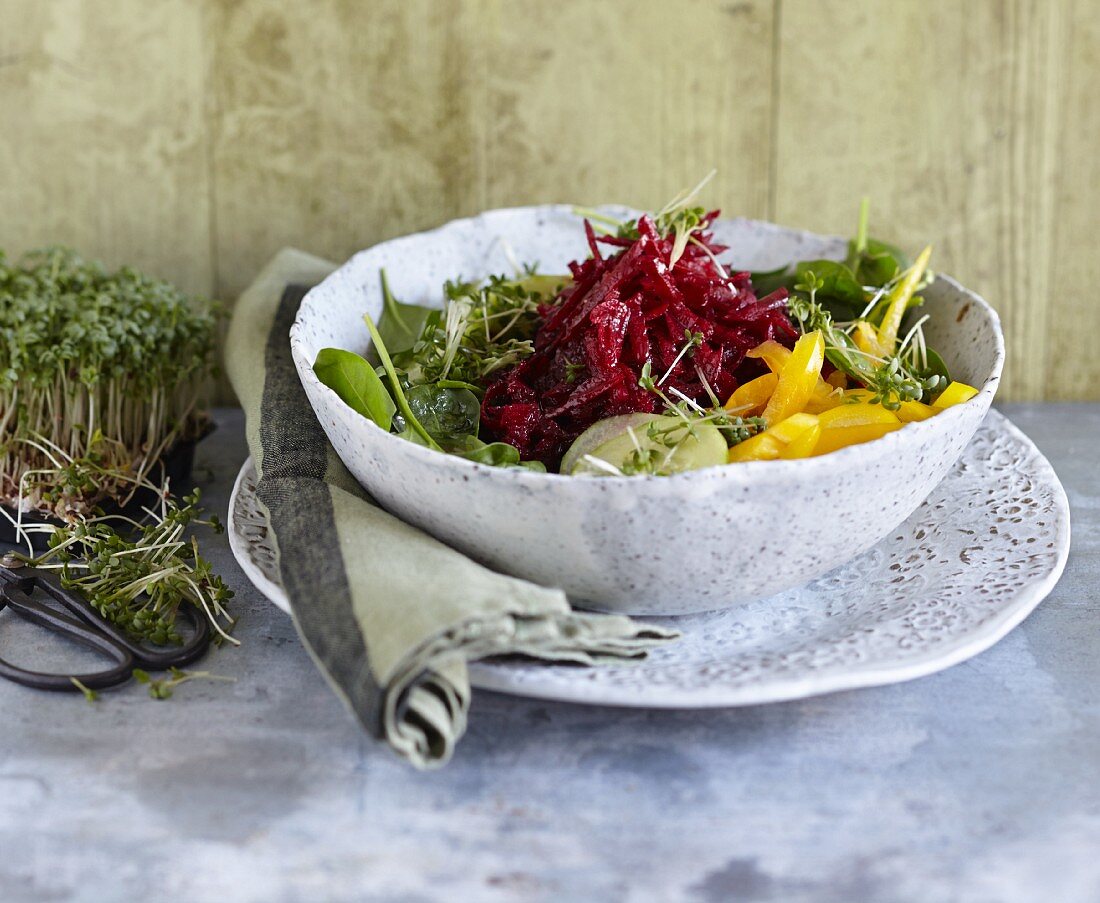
[{"xmin": 291, "ymin": 187, "xmax": 1002, "ymax": 614}]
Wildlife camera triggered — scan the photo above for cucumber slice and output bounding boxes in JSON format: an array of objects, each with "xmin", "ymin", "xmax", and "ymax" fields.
[
  {"xmin": 567, "ymin": 414, "xmax": 728, "ymax": 476},
  {"xmin": 561, "ymin": 413, "xmax": 658, "ymax": 475}
]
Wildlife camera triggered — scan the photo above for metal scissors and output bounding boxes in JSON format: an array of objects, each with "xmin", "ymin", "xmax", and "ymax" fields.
[{"xmin": 0, "ymin": 552, "xmax": 211, "ymax": 692}]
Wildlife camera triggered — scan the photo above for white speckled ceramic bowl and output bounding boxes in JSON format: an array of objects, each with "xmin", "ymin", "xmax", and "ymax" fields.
[{"xmin": 290, "ymin": 206, "xmax": 1004, "ymax": 615}]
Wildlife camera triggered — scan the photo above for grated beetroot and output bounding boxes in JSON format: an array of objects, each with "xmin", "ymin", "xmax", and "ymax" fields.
[{"xmin": 481, "ymin": 211, "xmax": 797, "ymax": 469}]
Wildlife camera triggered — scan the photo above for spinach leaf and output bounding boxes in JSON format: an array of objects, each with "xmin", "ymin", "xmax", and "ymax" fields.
[
  {"xmin": 377, "ymin": 269, "xmax": 431, "ymax": 357},
  {"xmin": 459, "ymin": 437, "xmax": 520, "ymax": 465},
  {"xmin": 748, "ymin": 265, "xmax": 796, "ymax": 296},
  {"xmin": 918, "ymin": 347, "xmax": 951, "ymax": 391},
  {"xmin": 795, "ymin": 260, "xmax": 863, "ymax": 305},
  {"xmin": 793, "ymin": 260, "xmax": 867, "ymax": 321},
  {"xmin": 406, "ymin": 384, "xmax": 481, "ymax": 445},
  {"xmin": 854, "ymin": 238, "xmax": 909, "ymax": 288},
  {"xmin": 753, "ymin": 258, "xmax": 868, "ymax": 321},
  {"xmin": 363, "ymin": 312, "xmax": 440, "ymax": 449},
  {"xmin": 313, "ymin": 347, "xmax": 396, "ymax": 431},
  {"xmin": 448, "ymin": 435, "xmax": 547, "ymax": 471}
]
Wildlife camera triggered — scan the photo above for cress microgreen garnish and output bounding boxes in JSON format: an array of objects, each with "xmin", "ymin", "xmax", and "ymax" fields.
[
  {"xmin": 27, "ymin": 486, "xmax": 236, "ymax": 647},
  {"xmin": 133, "ymin": 666, "xmax": 235, "ymax": 700},
  {"xmin": 0, "ymin": 247, "xmax": 217, "ymax": 517},
  {"xmin": 1, "ymin": 426, "xmax": 235, "ymax": 660},
  {"xmin": 392, "ymin": 273, "xmax": 549, "ymax": 388},
  {"xmin": 0, "ymin": 248, "xmax": 232, "ymax": 649},
  {"xmin": 70, "ymin": 677, "xmax": 99, "ymax": 703}
]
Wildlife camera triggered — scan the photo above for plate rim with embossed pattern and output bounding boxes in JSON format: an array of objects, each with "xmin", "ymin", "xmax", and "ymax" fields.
[{"xmin": 227, "ymin": 410, "xmax": 1070, "ymax": 708}]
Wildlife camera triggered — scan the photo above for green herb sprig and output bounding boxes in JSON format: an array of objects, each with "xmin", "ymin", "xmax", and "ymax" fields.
[{"xmin": 133, "ymin": 667, "xmax": 235, "ymax": 700}]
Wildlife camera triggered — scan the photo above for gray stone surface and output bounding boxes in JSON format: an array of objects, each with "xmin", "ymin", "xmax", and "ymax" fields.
[{"xmin": 0, "ymin": 404, "xmax": 1096, "ymax": 903}]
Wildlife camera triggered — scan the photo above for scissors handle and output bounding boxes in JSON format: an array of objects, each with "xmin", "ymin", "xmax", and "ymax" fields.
[
  {"xmin": 0, "ymin": 585, "xmax": 135, "ymax": 691},
  {"xmin": 24, "ymin": 570, "xmax": 212, "ymax": 671},
  {"xmin": 0, "ymin": 559, "xmax": 212, "ymax": 692}
]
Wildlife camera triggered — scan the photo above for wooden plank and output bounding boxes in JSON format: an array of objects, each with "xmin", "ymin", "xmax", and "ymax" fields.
[
  {"xmin": 0, "ymin": 0, "xmax": 213, "ymax": 297},
  {"xmin": 1046, "ymin": 0, "xmax": 1100, "ymax": 400},
  {"xmin": 206, "ymin": 0, "xmax": 478, "ymax": 302},
  {"xmin": 207, "ymin": 0, "xmax": 777, "ymax": 302},
  {"xmin": 774, "ymin": 0, "xmax": 1074, "ymax": 401},
  {"xmin": 476, "ymin": 0, "xmax": 776, "ymax": 219}
]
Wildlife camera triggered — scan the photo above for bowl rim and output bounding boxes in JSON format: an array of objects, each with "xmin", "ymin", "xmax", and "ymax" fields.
[{"xmin": 291, "ymin": 206, "xmax": 1005, "ymax": 489}]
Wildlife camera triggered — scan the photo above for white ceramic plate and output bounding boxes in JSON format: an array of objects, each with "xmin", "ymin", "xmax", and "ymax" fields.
[{"xmin": 228, "ymin": 410, "xmax": 1069, "ymax": 708}]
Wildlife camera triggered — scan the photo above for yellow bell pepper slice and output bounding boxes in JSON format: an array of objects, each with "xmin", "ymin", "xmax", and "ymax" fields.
[
  {"xmin": 767, "ymin": 412, "xmax": 819, "ymax": 443},
  {"xmin": 761, "ymin": 330, "xmax": 825, "ymax": 426},
  {"xmin": 933, "ymin": 381, "xmax": 979, "ymax": 408},
  {"xmin": 804, "ymin": 386, "xmax": 845, "ymax": 414},
  {"xmin": 817, "ymin": 402, "xmax": 900, "ymax": 429},
  {"xmin": 746, "ymin": 340, "xmax": 790, "ymax": 374},
  {"xmin": 813, "ymin": 422, "xmax": 903, "ymax": 456},
  {"xmin": 727, "ymin": 430, "xmax": 784, "ymax": 462},
  {"xmin": 727, "ymin": 413, "xmax": 820, "ymax": 463},
  {"xmin": 897, "ymin": 400, "xmax": 938, "ymax": 422},
  {"xmin": 746, "ymin": 338, "xmax": 838, "ymax": 413},
  {"xmin": 877, "ymin": 245, "xmax": 932, "ymax": 350},
  {"xmin": 725, "ymin": 372, "xmax": 778, "ymax": 415},
  {"xmin": 780, "ymin": 422, "xmax": 821, "ymax": 459},
  {"xmin": 853, "ymin": 320, "xmax": 890, "ymax": 359}
]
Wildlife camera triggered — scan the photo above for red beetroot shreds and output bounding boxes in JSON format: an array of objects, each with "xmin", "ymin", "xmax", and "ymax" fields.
[{"xmin": 480, "ymin": 212, "xmax": 797, "ymax": 468}]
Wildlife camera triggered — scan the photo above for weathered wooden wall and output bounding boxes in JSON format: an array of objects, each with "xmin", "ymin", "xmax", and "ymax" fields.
[{"xmin": 1, "ymin": 0, "xmax": 1096, "ymax": 401}]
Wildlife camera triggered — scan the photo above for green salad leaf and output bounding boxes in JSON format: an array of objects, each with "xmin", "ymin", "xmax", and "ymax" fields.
[
  {"xmin": 751, "ymin": 202, "xmax": 931, "ymax": 326},
  {"xmin": 795, "ymin": 260, "xmax": 865, "ymax": 320},
  {"xmin": 919, "ymin": 346, "xmax": 952, "ymax": 386},
  {"xmin": 313, "ymin": 347, "xmax": 396, "ymax": 431},
  {"xmin": 851, "ymin": 237, "xmax": 910, "ymax": 287},
  {"xmin": 406, "ymin": 384, "xmax": 481, "ymax": 446},
  {"xmin": 376, "ymin": 269, "xmax": 432, "ymax": 360},
  {"xmin": 449, "ymin": 435, "xmax": 546, "ymax": 471},
  {"xmin": 363, "ymin": 312, "xmax": 440, "ymax": 449},
  {"xmin": 749, "ymin": 258, "xmax": 867, "ymax": 322}
]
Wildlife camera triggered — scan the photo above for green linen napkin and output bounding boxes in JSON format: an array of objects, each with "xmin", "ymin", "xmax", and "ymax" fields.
[{"xmin": 226, "ymin": 249, "xmax": 676, "ymax": 768}]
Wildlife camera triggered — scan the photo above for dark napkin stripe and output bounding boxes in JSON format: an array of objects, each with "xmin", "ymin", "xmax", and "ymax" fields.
[
  {"xmin": 255, "ymin": 285, "xmax": 383, "ymax": 735},
  {"xmin": 257, "ymin": 286, "xmax": 330, "ymax": 483}
]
